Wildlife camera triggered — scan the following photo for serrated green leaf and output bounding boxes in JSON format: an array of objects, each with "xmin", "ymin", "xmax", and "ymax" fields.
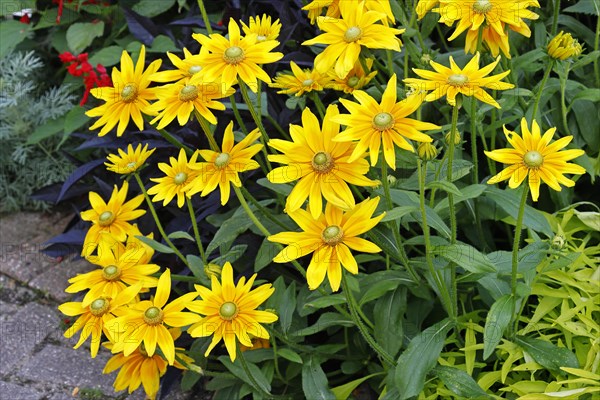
[
  {"xmin": 278, "ymin": 348, "xmax": 303, "ymax": 364},
  {"xmin": 434, "ymin": 366, "xmax": 491, "ymax": 399},
  {"xmin": 432, "ymin": 243, "xmax": 495, "ymax": 273},
  {"xmin": 515, "ymin": 336, "xmax": 579, "ymax": 373},
  {"xmin": 66, "ymin": 22, "xmax": 104, "ymax": 54},
  {"xmin": 394, "ymin": 318, "xmax": 453, "ymax": 399},
  {"xmin": 483, "ymin": 294, "xmax": 514, "ymax": 359},
  {"xmin": 302, "ymin": 356, "xmax": 336, "ymax": 400},
  {"xmin": 168, "ymin": 231, "xmax": 195, "ymax": 241},
  {"xmin": 135, "ymin": 235, "xmax": 175, "ymax": 254}
]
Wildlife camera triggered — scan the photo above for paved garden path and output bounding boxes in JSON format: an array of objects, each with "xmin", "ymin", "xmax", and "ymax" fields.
[{"xmin": 0, "ymin": 212, "xmax": 199, "ymax": 400}]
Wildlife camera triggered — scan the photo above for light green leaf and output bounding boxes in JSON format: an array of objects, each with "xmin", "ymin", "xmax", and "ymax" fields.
[
  {"xmin": 434, "ymin": 366, "xmax": 491, "ymax": 399},
  {"xmin": 515, "ymin": 336, "xmax": 579, "ymax": 373},
  {"xmin": 135, "ymin": 235, "xmax": 175, "ymax": 254},
  {"xmin": 331, "ymin": 373, "xmax": 382, "ymax": 400},
  {"xmin": 257, "ymin": 177, "xmax": 292, "ymax": 196},
  {"xmin": 380, "ymin": 206, "xmax": 419, "ymax": 222},
  {"xmin": 254, "ymin": 238, "xmax": 280, "ymax": 272},
  {"xmin": 27, "ymin": 116, "xmax": 65, "ymax": 145},
  {"xmin": 88, "ymin": 46, "xmax": 123, "ymax": 67},
  {"xmin": 0, "ymin": 20, "xmax": 32, "ymax": 58},
  {"xmin": 432, "ymin": 243, "xmax": 495, "ymax": 273},
  {"xmin": 168, "ymin": 231, "xmax": 195, "ymax": 241},
  {"xmin": 186, "ymin": 255, "xmax": 209, "ymax": 285},
  {"xmin": 280, "ymin": 281, "xmax": 297, "ymax": 335},
  {"xmin": 374, "ymin": 287, "xmax": 406, "ymax": 358},
  {"xmin": 303, "ymin": 294, "xmax": 347, "ymax": 312},
  {"xmin": 426, "ymin": 181, "xmax": 462, "ymax": 196},
  {"xmin": 483, "ymin": 294, "xmax": 514, "ymax": 359},
  {"xmin": 206, "ymin": 210, "xmax": 252, "ymax": 255},
  {"xmin": 219, "ymin": 356, "xmax": 271, "ymax": 394},
  {"xmin": 302, "ymin": 356, "xmax": 336, "ymax": 400},
  {"xmin": 66, "ymin": 22, "xmax": 105, "ymax": 54}
]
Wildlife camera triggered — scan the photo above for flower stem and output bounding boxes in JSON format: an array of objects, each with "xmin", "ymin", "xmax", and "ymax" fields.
[
  {"xmin": 447, "ymin": 104, "xmax": 460, "ymax": 319},
  {"xmin": 133, "ymin": 173, "xmax": 188, "ymax": 265},
  {"xmin": 551, "ymin": 0, "xmax": 561, "ymax": 36},
  {"xmin": 238, "ymin": 81, "xmax": 273, "ymax": 171},
  {"xmin": 532, "ymin": 59, "xmax": 555, "ymax": 121},
  {"xmin": 311, "ymin": 91, "xmax": 326, "ymax": 118},
  {"xmin": 341, "ymin": 270, "xmax": 396, "ymax": 366},
  {"xmin": 197, "ymin": 0, "xmax": 212, "ymax": 34},
  {"xmin": 186, "ymin": 197, "xmax": 206, "ymax": 264},
  {"xmin": 237, "ymin": 345, "xmax": 274, "ymax": 399},
  {"xmin": 511, "ymin": 185, "xmax": 529, "ymax": 332},
  {"xmin": 143, "ymin": 115, "xmax": 193, "ymax": 156},
  {"xmin": 560, "ymin": 64, "xmax": 572, "ymax": 136},
  {"xmin": 195, "ymin": 110, "xmax": 220, "ymax": 152},
  {"xmin": 229, "ymin": 94, "xmax": 249, "ymax": 135}
]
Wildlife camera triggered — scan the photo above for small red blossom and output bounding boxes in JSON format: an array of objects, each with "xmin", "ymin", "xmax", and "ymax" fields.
[{"xmin": 59, "ymin": 51, "xmax": 112, "ymax": 105}]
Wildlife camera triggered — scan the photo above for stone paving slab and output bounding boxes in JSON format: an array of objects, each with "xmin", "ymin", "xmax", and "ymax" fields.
[
  {"xmin": 29, "ymin": 258, "xmax": 93, "ymax": 302},
  {"xmin": 0, "ymin": 380, "xmax": 45, "ymax": 400}
]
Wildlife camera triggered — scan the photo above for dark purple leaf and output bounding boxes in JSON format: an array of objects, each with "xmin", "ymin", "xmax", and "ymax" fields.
[
  {"xmin": 122, "ymin": 7, "xmax": 159, "ymax": 46},
  {"xmin": 56, "ymin": 159, "xmax": 106, "ymax": 203}
]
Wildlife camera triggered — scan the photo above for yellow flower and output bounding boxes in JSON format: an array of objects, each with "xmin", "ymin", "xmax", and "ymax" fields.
[
  {"xmin": 66, "ymin": 241, "xmax": 159, "ymax": 307},
  {"xmin": 326, "ymin": 58, "xmax": 378, "ymax": 94},
  {"xmin": 270, "ymin": 61, "xmax": 332, "ymax": 97},
  {"xmin": 269, "ymin": 198, "xmax": 384, "ymax": 292},
  {"xmin": 187, "ymin": 262, "xmax": 277, "ymax": 362},
  {"xmin": 86, "ymin": 45, "xmax": 162, "ymax": 137},
  {"xmin": 548, "ymin": 31, "xmax": 583, "ymax": 60},
  {"xmin": 403, "ymin": 52, "xmax": 514, "ymax": 108},
  {"xmin": 241, "ymin": 14, "xmax": 282, "ymax": 42},
  {"xmin": 267, "ymin": 105, "xmax": 378, "ymax": 219},
  {"xmin": 185, "ymin": 122, "xmax": 263, "ymax": 205},
  {"xmin": 149, "ymin": 47, "xmax": 208, "ymax": 84},
  {"xmin": 416, "ymin": 0, "xmax": 438, "ymax": 19},
  {"xmin": 105, "ymin": 143, "xmax": 155, "ymax": 175},
  {"xmin": 80, "ymin": 181, "xmax": 146, "ymax": 258},
  {"xmin": 434, "ymin": 0, "xmax": 539, "ymax": 43},
  {"xmin": 302, "ymin": 0, "xmax": 404, "ymax": 78},
  {"xmin": 302, "ymin": 0, "xmax": 339, "ymax": 24},
  {"xmin": 465, "ymin": 24, "xmax": 510, "ymax": 58},
  {"xmin": 111, "ymin": 269, "xmax": 200, "ymax": 365},
  {"xmin": 58, "ymin": 282, "xmax": 142, "ymax": 358},
  {"xmin": 148, "ymin": 78, "xmax": 234, "ymax": 129},
  {"xmin": 417, "ymin": 142, "xmax": 438, "ymax": 161},
  {"xmin": 485, "ymin": 118, "xmax": 586, "ymax": 201},
  {"xmin": 191, "ymin": 18, "xmax": 283, "ymax": 92},
  {"xmin": 332, "ymin": 74, "xmax": 439, "ymax": 170},
  {"xmin": 85, "ymin": 225, "xmax": 155, "ymax": 266},
  {"xmin": 147, "ymin": 148, "xmax": 200, "ymax": 208}
]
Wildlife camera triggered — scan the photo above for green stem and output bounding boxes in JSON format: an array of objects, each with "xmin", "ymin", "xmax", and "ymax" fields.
[
  {"xmin": 238, "ymin": 80, "xmax": 273, "ymax": 171},
  {"xmin": 237, "ymin": 345, "xmax": 274, "ymax": 399},
  {"xmin": 171, "ymin": 274, "xmax": 201, "ymax": 283},
  {"xmin": 387, "ymin": 49, "xmax": 395, "ymax": 79},
  {"xmin": 187, "ymin": 197, "xmax": 206, "ymax": 264},
  {"xmin": 359, "ymin": 57, "xmax": 384, "ymax": 93},
  {"xmin": 447, "ymin": 104, "xmax": 460, "ymax": 320},
  {"xmin": 143, "ymin": 115, "xmax": 193, "ymax": 156},
  {"xmin": 197, "ymin": 0, "xmax": 213, "ymax": 34},
  {"xmin": 595, "ymin": 13, "xmax": 599, "ymax": 88},
  {"xmin": 195, "ymin": 110, "xmax": 220, "ymax": 152},
  {"xmin": 560, "ymin": 64, "xmax": 572, "ymax": 135},
  {"xmin": 511, "ymin": 185, "xmax": 529, "ymax": 332},
  {"xmin": 470, "ymin": 99, "xmax": 479, "ymax": 184},
  {"xmin": 551, "ymin": 0, "xmax": 560, "ymax": 36},
  {"xmin": 419, "ymin": 160, "xmax": 453, "ymax": 317},
  {"xmin": 133, "ymin": 173, "xmax": 188, "ymax": 265},
  {"xmin": 341, "ymin": 271, "xmax": 396, "ymax": 366},
  {"xmin": 311, "ymin": 91, "xmax": 326, "ymax": 118},
  {"xmin": 229, "ymin": 94, "xmax": 249, "ymax": 135},
  {"xmin": 532, "ymin": 59, "xmax": 555, "ymax": 121},
  {"xmin": 241, "ymin": 186, "xmax": 290, "ymax": 229},
  {"xmin": 265, "ymin": 114, "xmax": 289, "ymax": 139}
]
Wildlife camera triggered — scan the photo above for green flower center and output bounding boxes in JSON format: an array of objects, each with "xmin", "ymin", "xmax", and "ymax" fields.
[
  {"xmin": 322, "ymin": 225, "xmax": 343, "ymax": 245},
  {"xmin": 311, "ymin": 151, "xmax": 334, "ymax": 174},
  {"xmin": 302, "ymin": 79, "xmax": 314, "ymax": 86},
  {"xmin": 179, "ymin": 85, "xmax": 199, "ymax": 102},
  {"xmin": 90, "ymin": 298, "xmax": 110, "ymax": 316},
  {"xmin": 447, "ymin": 74, "xmax": 469, "ymax": 86},
  {"xmin": 188, "ymin": 65, "xmax": 202, "ymax": 75},
  {"xmin": 214, "ymin": 153, "xmax": 230, "ymax": 169},
  {"xmin": 223, "ymin": 46, "xmax": 245, "ymax": 64},
  {"xmin": 344, "ymin": 26, "xmax": 362, "ymax": 42},
  {"xmin": 473, "ymin": 0, "xmax": 492, "ymax": 13},
  {"xmin": 219, "ymin": 301, "xmax": 238, "ymax": 320},
  {"xmin": 102, "ymin": 265, "xmax": 121, "ymax": 281},
  {"xmin": 144, "ymin": 306, "xmax": 164, "ymax": 325},
  {"xmin": 523, "ymin": 150, "xmax": 544, "ymax": 168},
  {"xmin": 126, "ymin": 161, "xmax": 137, "ymax": 170},
  {"xmin": 174, "ymin": 172, "xmax": 188, "ymax": 185},
  {"xmin": 121, "ymin": 83, "xmax": 138, "ymax": 103},
  {"xmin": 98, "ymin": 211, "xmax": 115, "ymax": 227},
  {"xmin": 257, "ymin": 35, "xmax": 267, "ymax": 42},
  {"xmin": 372, "ymin": 112, "xmax": 395, "ymax": 131},
  {"xmin": 347, "ymin": 76, "xmax": 360, "ymax": 88}
]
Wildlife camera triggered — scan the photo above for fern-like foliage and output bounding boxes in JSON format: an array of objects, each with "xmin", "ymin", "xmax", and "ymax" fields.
[{"xmin": 0, "ymin": 51, "xmax": 76, "ymax": 212}]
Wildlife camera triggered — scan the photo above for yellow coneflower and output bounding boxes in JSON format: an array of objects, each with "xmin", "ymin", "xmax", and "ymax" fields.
[
  {"xmin": 270, "ymin": 61, "xmax": 332, "ymax": 97},
  {"xmin": 105, "ymin": 143, "xmax": 155, "ymax": 175},
  {"xmin": 147, "ymin": 148, "xmax": 200, "ymax": 208},
  {"xmin": 149, "ymin": 47, "xmax": 208, "ymax": 84},
  {"xmin": 326, "ymin": 58, "xmax": 377, "ymax": 94},
  {"xmin": 548, "ymin": 31, "xmax": 583, "ymax": 60},
  {"xmin": 241, "ymin": 14, "xmax": 282, "ymax": 42}
]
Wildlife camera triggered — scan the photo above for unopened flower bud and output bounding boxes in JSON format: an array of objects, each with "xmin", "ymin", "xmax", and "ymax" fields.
[
  {"xmin": 551, "ymin": 235, "xmax": 565, "ymax": 250},
  {"xmin": 387, "ymin": 175, "xmax": 396, "ymax": 185},
  {"xmin": 420, "ymin": 53, "xmax": 432, "ymax": 65},
  {"xmin": 445, "ymin": 130, "xmax": 461, "ymax": 145},
  {"xmin": 204, "ymin": 263, "xmax": 222, "ymax": 279},
  {"xmin": 418, "ymin": 142, "xmax": 438, "ymax": 161},
  {"xmin": 548, "ymin": 31, "xmax": 583, "ymax": 60}
]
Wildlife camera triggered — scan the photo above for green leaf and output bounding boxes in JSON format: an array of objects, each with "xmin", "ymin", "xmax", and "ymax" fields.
[
  {"xmin": 254, "ymin": 238, "xmax": 279, "ymax": 272},
  {"xmin": 432, "ymin": 243, "xmax": 496, "ymax": 273},
  {"xmin": 394, "ymin": 318, "xmax": 453, "ymax": 399},
  {"xmin": 359, "ymin": 279, "xmax": 403, "ymax": 306},
  {"xmin": 571, "ymin": 50, "xmax": 600, "ymax": 70},
  {"xmin": 135, "ymin": 235, "xmax": 175, "ymax": 254},
  {"xmin": 572, "ymin": 88, "xmax": 600, "ymax": 103},
  {"xmin": 303, "ymin": 293, "xmax": 347, "ymax": 312},
  {"xmin": 483, "ymin": 294, "xmax": 514, "ymax": 359},
  {"xmin": 181, "ymin": 369, "xmax": 202, "ymax": 391},
  {"xmin": 211, "ymin": 244, "xmax": 247, "ymax": 266},
  {"xmin": 302, "ymin": 356, "xmax": 336, "ymax": 400},
  {"xmin": 206, "ymin": 210, "xmax": 252, "ymax": 255},
  {"xmin": 515, "ymin": 336, "xmax": 579, "ymax": 373},
  {"xmin": 380, "ymin": 206, "xmax": 419, "ymax": 222},
  {"xmin": 149, "ymin": 35, "xmax": 178, "ymax": 53},
  {"xmin": 66, "ymin": 22, "xmax": 105, "ymax": 54},
  {"xmin": 186, "ymin": 255, "xmax": 209, "ymax": 285},
  {"xmin": 426, "ymin": 181, "xmax": 462, "ymax": 196},
  {"xmin": 367, "ymin": 226, "xmax": 404, "ymax": 263},
  {"xmin": 219, "ymin": 356, "xmax": 271, "ymax": 394},
  {"xmin": 434, "ymin": 366, "xmax": 491, "ymax": 399},
  {"xmin": 132, "ymin": 0, "xmax": 176, "ymax": 17},
  {"xmin": 278, "ymin": 348, "xmax": 303, "ymax": 364},
  {"xmin": 63, "ymin": 106, "xmax": 89, "ymax": 135},
  {"xmin": 26, "ymin": 117, "xmax": 65, "ymax": 145},
  {"xmin": 331, "ymin": 373, "xmax": 382, "ymax": 400},
  {"xmin": 168, "ymin": 231, "xmax": 195, "ymax": 241},
  {"xmin": 88, "ymin": 46, "xmax": 123, "ymax": 67},
  {"xmin": 293, "ymin": 313, "xmax": 353, "ymax": 337},
  {"xmin": 374, "ymin": 287, "xmax": 406, "ymax": 358},
  {"xmin": 257, "ymin": 177, "xmax": 292, "ymax": 196},
  {"xmin": 0, "ymin": 20, "xmax": 32, "ymax": 59},
  {"xmin": 280, "ymin": 282, "xmax": 297, "ymax": 335},
  {"xmin": 564, "ymin": 0, "xmax": 600, "ymax": 15}
]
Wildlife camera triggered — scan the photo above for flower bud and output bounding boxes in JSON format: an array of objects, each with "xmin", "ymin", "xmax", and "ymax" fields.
[
  {"xmin": 417, "ymin": 142, "xmax": 438, "ymax": 161},
  {"xmin": 548, "ymin": 31, "xmax": 583, "ymax": 60},
  {"xmin": 445, "ymin": 130, "xmax": 461, "ymax": 145},
  {"xmin": 387, "ymin": 175, "xmax": 397, "ymax": 185},
  {"xmin": 551, "ymin": 235, "xmax": 565, "ymax": 250},
  {"xmin": 204, "ymin": 263, "xmax": 222, "ymax": 279}
]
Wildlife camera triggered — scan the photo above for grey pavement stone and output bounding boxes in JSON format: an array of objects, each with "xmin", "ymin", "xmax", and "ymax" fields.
[
  {"xmin": 0, "ymin": 380, "xmax": 44, "ymax": 400},
  {"xmin": 0, "ymin": 302, "xmax": 59, "ymax": 377},
  {"xmin": 18, "ymin": 344, "xmax": 115, "ymax": 396},
  {"xmin": 0, "ymin": 299, "xmax": 19, "ymax": 316},
  {"xmin": 0, "ymin": 274, "xmax": 40, "ymax": 305},
  {"xmin": 29, "ymin": 259, "xmax": 93, "ymax": 302}
]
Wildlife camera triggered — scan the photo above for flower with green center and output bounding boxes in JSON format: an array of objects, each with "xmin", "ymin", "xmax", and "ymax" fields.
[
  {"xmin": 59, "ymin": 282, "xmax": 143, "ymax": 358},
  {"xmin": 547, "ymin": 31, "xmax": 583, "ymax": 60},
  {"xmin": 241, "ymin": 14, "xmax": 282, "ymax": 42},
  {"xmin": 485, "ymin": 118, "xmax": 586, "ymax": 201},
  {"xmin": 86, "ymin": 45, "xmax": 162, "ymax": 137},
  {"xmin": 404, "ymin": 52, "xmax": 514, "ymax": 108},
  {"xmin": 269, "ymin": 197, "xmax": 384, "ymax": 292},
  {"xmin": 187, "ymin": 262, "xmax": 277, "ymax": 362},
  {"xmin": 302, "ymin": 0, "xmax": 404, "ymax": 78},
  {"xmin": 80, "ymin": 181, "xmax": 146, "ymax": 257},
  {"xmin": 110, "ymin": 269, "xmax": 200, "ymax": 365},
  {"xmin": 147, "ymin": 148, "xmax": 201, "ymax": 208},
  {"xmin": 149, "ymin": 47, "xmax": 208, "ymax": 84},
  {"xmin": 270, "ymin": 61, "xmax": 332, "ymax": 97},
  {"xmin": 191, "ymin": 18, "xmax": 283, "ymax": 92},
  {"xmin": 148, "ymin": 78, "xmax": 234, "ymax": 129},
  {"xmin": 326, "ymin": 58, "xmax": 378, "ymax": 94},
  {"xmin": 185, "ymin": 122, "xmax": 263, "ymax": 205},
  {"xmin": 267, "ymin": 105, "xmax": 379, "ymax": 219},
  {"xmin": 332, "ymin": 74, "xmax": 439, "ymax": 170},
  {"xmin": 105, "ymin": 143, "xmax": 156, "ymax": 175}
]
